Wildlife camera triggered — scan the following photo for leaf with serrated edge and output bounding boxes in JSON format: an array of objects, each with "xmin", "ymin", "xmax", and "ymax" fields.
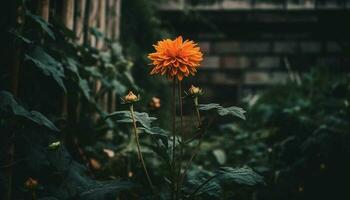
[
  {"xmin": 215, "ymin": 166, "xmax": 264, "ymax": 186},
  {"xmin": 198, "ymin": 103, "xmax": 246, "ymax": 120}
]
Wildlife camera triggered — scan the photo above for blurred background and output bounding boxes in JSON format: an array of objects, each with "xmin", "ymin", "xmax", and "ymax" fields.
[
  {"xmin": 1, "ymin": 0, "xmax": 350, "ymax": 200},
  {"xmin": 156, "ymin": 0, "xmax": 350, "ymax": 103}
]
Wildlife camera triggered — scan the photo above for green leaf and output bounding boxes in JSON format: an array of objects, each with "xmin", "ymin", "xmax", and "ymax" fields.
[
  {"xmin": 183, "ymin": 170, "xmax": 221, "ymax": 198},
  {"xmin": 0, "ymin": 91, "xmax": 59, "ymax": 131},
  {"xmin": 212, "ymin": 149, "xmax": 226, "ymax": 165},
  {"xmin": 90, "ymin": 27, "xmax": 104, "ymax": 39},
  {"xmin": 25, "ymin": 47, "xmax": 66, "ymax": 93},
  {"xmin": 83, "ymin": 67, "xmax": 103, "ymax": 78},
  {"xmin": 26, "ymin": 12, "xmax": 55, "ymax": 40},
  {"xmin": 109, "ymin": 79, "xmax": 127, "ymax": 95},
  {"xmin": 65, "ymin": 57, "xmax": 79, "ymax": 74},
  {"xmin": 79, "ymin": 181, "xmax": 136, "ymax": 200},
  {"xmin": 140, "ymin": 126, "xmax": 169, "ymax": 147},
  {"xmin": 198, "ymin": 103, "xmax": 246, "ymax": 120},
  {"xmin": 9, "ymin": 29, "xmax": 33, "ymax": 44},
  {"xmin": 64, "ymin": 57, "xmax": 93, "ymax": 102},
  {"xmin": 215, "ymin": 166, "xmax": 264, "ymax": 186},
  {"xmin": 79, "ymin": 79, "xmax": 92, "ymax": 102},
  {"xmin": 106, "ymin": 111, "xmax": 156, "ymax": 129}
]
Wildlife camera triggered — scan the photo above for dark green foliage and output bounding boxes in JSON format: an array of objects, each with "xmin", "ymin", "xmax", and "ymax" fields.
[
  {"xmin": 0, "ymin": 91, "xmax": 59, "ymax": 131},
  {"xmin": 182, "ymin": 166, "xmax": 264, "ymax": 199},
  {"xmin": 198, "ymin": 69, "xmax": 350, "ymax": 200},
  {"xmin": 1, "ymin": 2, "xmax": 139, "ymax": 199},
  {"xmin": 26, "ymin": 12, "xmax": 56, "ymax": 40},
  {"xmin": 1, "ymin": 1, "xmax": 264, "ymax": 199},
  {"xmin": 25, "ymin": 47, "xmax": 67, "ymax": 93}
]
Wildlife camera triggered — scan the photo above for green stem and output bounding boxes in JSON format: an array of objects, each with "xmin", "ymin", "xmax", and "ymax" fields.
[
  {"xmin": 32, "ymin": 190, "xmax": 37, "ymax": 200},
  {"xmin": 176, "ymin": 81, "xmax": 184, "ymax": 199},
  {"xmin": 171, "ymin": 78, "xmax": 177, "ymax": 200},
  {"xmin": 129, "ymin": 105, "xmax": 154, "ymax": 190},
  {"xmin": 194, "ymin": 97, "xmax": 201, "ymax": 126},
  {"xmin": 179, "ymin": 97, "xmax": 203, "ymax": 188}
]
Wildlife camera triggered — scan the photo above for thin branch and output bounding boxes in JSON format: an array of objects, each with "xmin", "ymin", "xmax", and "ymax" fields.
[
  {"xmin": 171, "ymin": 77, "xmax": 177, "ymax": 200},
  {"xmin": 179, "ymin": 98, "xmax": 205, "ymax": 189},
  {"xmin": 176, "ymin": 81, "xmax": 184, "ymax": 199},
  {"xmin": 129, "ymin": 104, "xmax": 154, "ymax": 190}
]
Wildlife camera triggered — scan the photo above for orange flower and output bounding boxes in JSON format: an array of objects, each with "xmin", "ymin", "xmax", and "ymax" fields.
[{"xmin": 148, "ymin": 36, "xmax": 203, "ymax": 81}]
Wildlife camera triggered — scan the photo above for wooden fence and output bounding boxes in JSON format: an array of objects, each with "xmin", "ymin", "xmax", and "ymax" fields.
[{"xmin": 34, "ymin": 0, "xmax": 122, "ymax": 119}]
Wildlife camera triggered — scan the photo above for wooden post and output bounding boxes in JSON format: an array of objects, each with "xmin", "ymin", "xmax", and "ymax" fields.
[
  {"xmin": 106, "ymin": 0, "xmax": 114, "ymax": 39},
  {"xmin": 83, "ymin": 0, "xmax": 91, "ymax": 45},
  {"xmin": 112, "ymin": 0, "xmax": 122, "ymax": 111},
  {"xmin": 89, "ymin": 0, "xmax": 99, "ymax": 47},
  {"xmin": 74, "ymin": 0, "xmax": 86, "ymax": 122},
  {"xmin": 105, "ymin": 0, "xmax": 114, "ymax": 112},
  {"xmin": 62, "ymin": 0, "xmax": 75, "ymax": 30},
  {"xmin": 113, "ymin": 0, "xmax": 121, "ymax": 40},
  {"xmin": 61, "ymin": 0, "xmax": 75, "ymax": 119},
  {"xmin": 74, "ymin": 0, "xmax": 86, "ymax": 44},
  {"xmin": 37, "ymin": 0, "xmax": 50, "ymax": 21},
  {"xmin": 96, "ymin": 0, "xmax": 106, "ymax": 49}
]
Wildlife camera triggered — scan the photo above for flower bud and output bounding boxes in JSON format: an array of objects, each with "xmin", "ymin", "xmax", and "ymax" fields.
[
  {"xmin": 124, "ymin": 91, "xmax": 139, "ymax": 103},
  {"xmin": 149, "ymin": 97, "xmax": 161, "ymax": 109},
  {"xmin": 25, "ymin": 177, "xmax": 38, "ymax": 190},
  {"xmin": 90, "ymin": 158, "xmax": 102, "ymax": 170},
  {"xmin": 188, "ymin": 85, "xmax": 202, "ymax": 96}
]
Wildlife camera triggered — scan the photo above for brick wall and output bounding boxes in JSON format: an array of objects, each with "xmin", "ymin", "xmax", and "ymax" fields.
[
  {"xmin": 192, "ymin": 39, "xmax": 348, "ymax": 103},
  {"xmin": 159, "ymin": 5, "xmax": 350, "ymax": 104}
]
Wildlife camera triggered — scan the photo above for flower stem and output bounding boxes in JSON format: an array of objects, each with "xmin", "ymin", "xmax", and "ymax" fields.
[
  {"xmin": 32, "ymin": 191, "xmax": 37, "ymax": 200},
  {"xmin": 176, "ymin": 81, "xmax": 184, "ymax": 199},
  {"xmin": 179, "ymin": 97, "xmax": 203, "ymax": 188},
  {"xmin": 194, "ymin": 97, "xmax": 201, "ymax": 126},
  {"xmin": 171, "ymin": 78, "xmax": 177, "ymax": 200},
  {"xmin": 129, "ymin": 104, "xmax": 154, "ymax": 190}
]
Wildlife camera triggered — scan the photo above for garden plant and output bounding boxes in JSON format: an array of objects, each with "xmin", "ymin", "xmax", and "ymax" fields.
[{"xmin": 105, "ymin": 36, "xmax": 264, "ymax": 199}]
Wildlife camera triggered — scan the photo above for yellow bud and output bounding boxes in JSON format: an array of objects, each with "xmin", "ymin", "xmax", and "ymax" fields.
[
  {"xmin": 189, "ymin": 85, "xmax": 202, "ymax": 96},
  {"xmin": 124, "ymin": 91, "xmax": 138, "ymax": 103},
  {"xmin": 25, "ymin": 177, "xmax": 38, "ymax": 190}
]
